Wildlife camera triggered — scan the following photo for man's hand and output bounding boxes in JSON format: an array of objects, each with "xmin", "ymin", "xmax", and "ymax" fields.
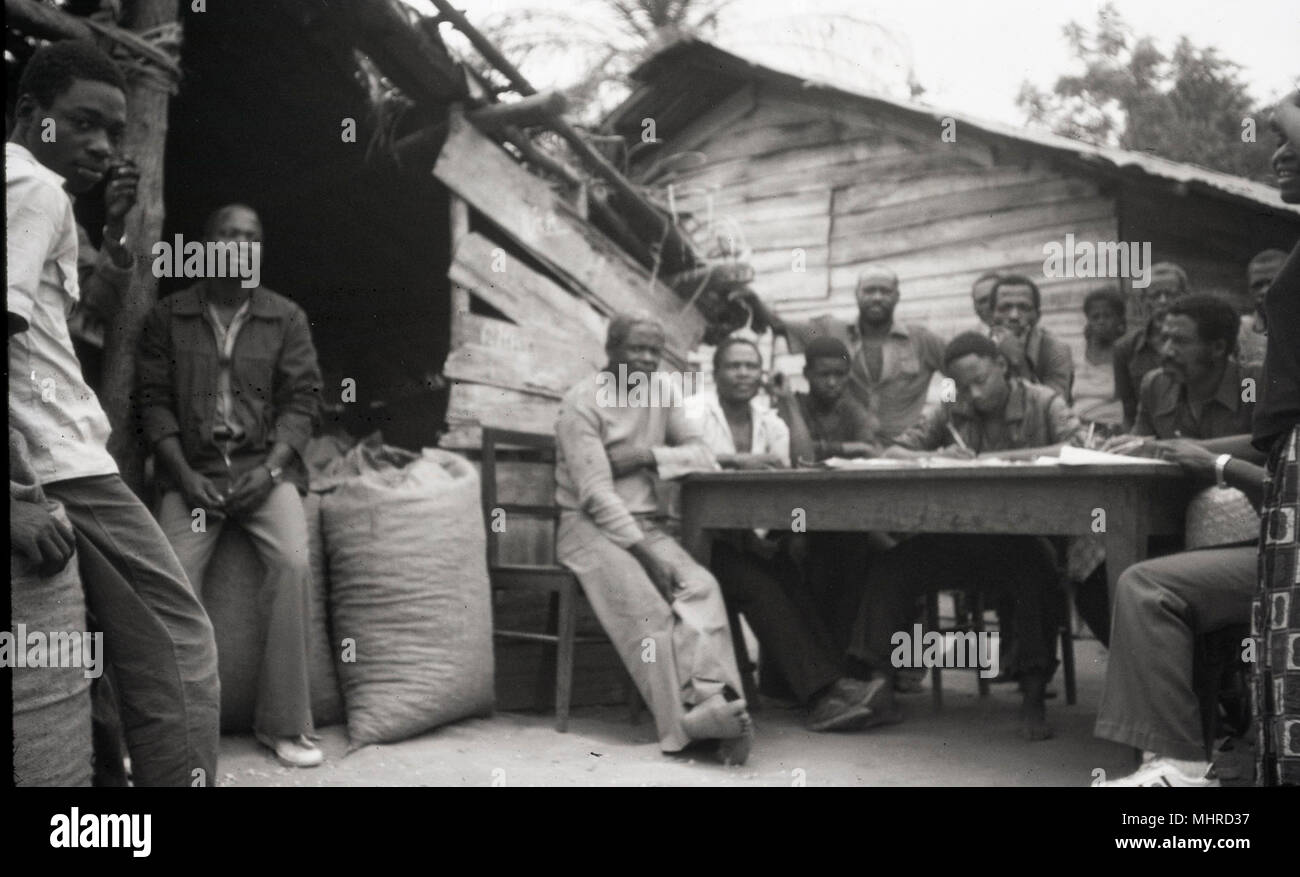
[
  {"xmin": 608, "ymin": 446, "xmax": 655, "ymax": 478},
  {"xmin": 1100, "ymin": 434, "xmax": 1154, "ymax": 456},
  {"xmin": 991, "ymin": 327, "xmax": 1028, "ymax": 373},
  {"xmin": 11, "ymin": 497, "xmax": 75, "ymax": 577},
  {"xmin": 224, "ymin": 465, "xmax": 275, "ymax": 516},
  {"xmin": 717, "ymin": 453, "xmax": 784, "ymax": 470},
  {"xmin": 629, "ymin": 541, "xmax": 676, "ymax": 600},
  {"xmin": 839, "ymin": 441, "xmax": 879, "ymax": 458},
  {"xmin": 104, "ymin": 158, "xmax": 139, "ymax": 226},
  {"xmin": 179, "ymin": 468, "xmax": 226, "ymax": 512},
  {"xmin": 1153, "ymin": 438, "xmax": 1217, "ymax": 481}
]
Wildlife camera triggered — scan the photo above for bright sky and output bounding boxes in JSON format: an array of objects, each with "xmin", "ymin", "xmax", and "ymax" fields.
[{"xmin": 408, "ymin": 0, "xmax": 1298, "ymax": 127}]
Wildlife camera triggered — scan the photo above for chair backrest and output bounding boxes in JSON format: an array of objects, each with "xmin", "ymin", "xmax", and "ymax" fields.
[{"xmin": 481, "ymin": 428, "xmax": 560, "ymax": 569}]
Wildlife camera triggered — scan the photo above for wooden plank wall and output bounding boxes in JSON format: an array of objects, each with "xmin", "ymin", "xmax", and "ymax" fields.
[
  {"xmin": 662, "ymin": 86, "xmax": 1121, "ymax": 380},
  {"xmin": 435, "ymin": 112, "xmax": 709, "ymax": 449}
]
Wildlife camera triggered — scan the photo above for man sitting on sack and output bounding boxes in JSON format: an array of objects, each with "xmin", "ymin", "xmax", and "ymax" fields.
[{"xmin": 137, "ymin": 204, "xmax": 324, "ymax": 768}]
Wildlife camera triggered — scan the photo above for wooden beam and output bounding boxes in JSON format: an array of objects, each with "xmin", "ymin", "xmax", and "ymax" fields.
[
  {"xmin": 469, "ymin": 91, "xmax": 568, "ymax": 133},
  {"xmin": 5, "ymin": 0, "xmax": 96, "ymax": 40},
  {"xmin": 94, "ymin": 0, "xmax": 181, "ymax": 493},
  {"xmin": 427, "ymin": 0, "xmax": 701, "ymax": 273}
]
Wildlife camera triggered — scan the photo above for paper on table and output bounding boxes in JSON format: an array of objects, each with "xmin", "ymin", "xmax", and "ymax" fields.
[
  {"xmin": 821, "ymin": 456, "xmax": 1059, "ymax": 469},
  {"xmin": 1057, "ymin": 445, "xmax": 1177, "ymax": 466}
]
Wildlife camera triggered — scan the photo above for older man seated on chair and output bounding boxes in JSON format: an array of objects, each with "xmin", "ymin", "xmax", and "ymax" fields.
[
  {"xmin": 554, "ymin": 314, "xmax": 753, "ymax": 765},
  {"xmin": 682, "ymin": 335, "xmax": 890, "ymax": 732}
]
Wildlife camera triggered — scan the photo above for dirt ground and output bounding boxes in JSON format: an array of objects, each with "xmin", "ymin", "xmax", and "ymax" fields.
[{"xmin": 216, "ymin": 637, "xmax": 1158, "ymax": 787}]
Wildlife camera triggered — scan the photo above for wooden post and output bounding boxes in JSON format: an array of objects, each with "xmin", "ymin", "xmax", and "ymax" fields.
[
  {"xmin": 448, "ymin": 193, "xmax": 471, "ymax": 350},
  {"xmin": 100, "ymin": 0, "xmax": 181, "ymax": 493}
]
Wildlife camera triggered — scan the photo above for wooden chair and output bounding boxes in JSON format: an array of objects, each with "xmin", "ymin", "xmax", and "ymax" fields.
[
  {"xmin": 481, "ymin": 427, "xmax": 640, "ymax": 732},
  {"xmin": 926, "ymin": 576, "xmax": 1077, "ymax": 708}
]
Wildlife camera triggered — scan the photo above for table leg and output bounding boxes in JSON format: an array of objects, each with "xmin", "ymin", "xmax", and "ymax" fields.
[{"xmin": 680, "ymin": 487, "xmax": 712, "ymax": 568}]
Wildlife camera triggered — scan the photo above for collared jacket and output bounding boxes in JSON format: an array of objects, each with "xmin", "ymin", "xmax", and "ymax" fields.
[
  {"xmin": 136, "ymin": 282, "xmax": 321, "ymax": 493},
  {"xmin": 893, "ymin": 378, "xmax": 1082, "ymax": 454},
  {"xmin": 1132, "ymin": 359, "xmax": 1262, "ymax": 441}
]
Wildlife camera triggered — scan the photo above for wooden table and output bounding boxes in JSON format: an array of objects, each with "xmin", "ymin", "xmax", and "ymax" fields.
[{"xmin": 680, "ymin": 462, "xmax": 1191, "ymax": 604}]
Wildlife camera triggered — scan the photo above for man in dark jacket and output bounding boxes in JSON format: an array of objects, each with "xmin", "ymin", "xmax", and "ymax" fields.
[{"xmin": 137, "ymin": 204, "xmax": 324, "ymax": 768}]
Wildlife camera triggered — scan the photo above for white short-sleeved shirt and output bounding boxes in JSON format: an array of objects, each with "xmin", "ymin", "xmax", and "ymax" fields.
[{"xmin": 7, "ymin": 142, "xmax": 118, "ymax": 483}]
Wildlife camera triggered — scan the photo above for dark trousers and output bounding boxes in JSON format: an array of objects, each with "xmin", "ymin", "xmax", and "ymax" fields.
[
  {"xmin": 801, "ymin": 532, "xmax": 875, "ymax": 654},
  {"xmin": 710, "ymin": 536, "xmax": 841, "ymax": 705},
  {"xmin": 1094, "ymin": 546, "xmax": 1255, "ymax": 761},
  {"xmin": 45, "ymin": 474, "xmax": 221, "ymax": 787},
  {"xmin": 848, "ymin": 534, "xmax": 1064, "ymax": 677}
]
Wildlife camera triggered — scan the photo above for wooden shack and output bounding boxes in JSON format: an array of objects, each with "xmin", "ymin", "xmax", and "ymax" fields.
[
  {"xmin": 604, "ymin": 38, "xmax": 1300, "ymax": 373},
  {"xmin": 6, "ymin": 0, "xmax": 742, "ymax": 712}
]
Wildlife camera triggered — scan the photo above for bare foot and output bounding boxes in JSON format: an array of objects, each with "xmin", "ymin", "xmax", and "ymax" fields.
[
  {"xmin": 682, "ymin": 693, "xmax": 748, "ymax": 741},
  {"xmin": 1019, "ymin": 694, "xmax": 1054, "ymax": 741},
  {"xmin": 715, "ymin": 722, "xmax": 754, "ymax": 766}
]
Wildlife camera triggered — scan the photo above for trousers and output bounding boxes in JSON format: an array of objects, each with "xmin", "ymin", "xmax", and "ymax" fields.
[
  {"xmin": 557, "ymin": 513, "xmax": 743, "ymax": 751},
  {"xmin": 709, "ymin": 536, "xmax": 840, "ymax": 704},
  {"xmin": 157, "ymin": 482, "xmax": 314, "ymax": 739},
  {"xmin": 1094, "ymin": 546, "xmax": 1255, "ymax": 761},
  {"xmin": 847, "ymin": 534, "xmax": 1064, "ymax": 677},
  {"xmin": 44, "ymin": 474, "xmax": 221, "ymax": 787}
]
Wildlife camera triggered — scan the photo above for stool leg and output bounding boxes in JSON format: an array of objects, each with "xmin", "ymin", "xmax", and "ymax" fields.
[
  {"xmin": 1061, "ymin": 624, "xmax": 1077, "ymax": 706},
  {"xmin": 728, "ymin": 608, "xmax": 760, "ymax": 710},
  {"xmin": 973, "ymin": 591, "xmax": 990, "ymax": 698},
  {"xmin": 555, "ymin": 586, "xmax": 577, "ymax": 733}
]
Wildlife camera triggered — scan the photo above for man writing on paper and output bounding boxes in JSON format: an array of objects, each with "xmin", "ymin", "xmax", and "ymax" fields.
[{"xmin": 846, "ymin": 332, "xmax": 1081, "ymax": 740}]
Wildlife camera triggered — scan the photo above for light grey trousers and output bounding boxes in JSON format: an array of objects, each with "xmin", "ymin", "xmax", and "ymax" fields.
[
  {"xmin": 557, "ymin": 512, "xmax": 743, "ymax": 751},
  {"xmin": 1094, "ymin": 545, "xmax": 1255, "ymax": 761}
]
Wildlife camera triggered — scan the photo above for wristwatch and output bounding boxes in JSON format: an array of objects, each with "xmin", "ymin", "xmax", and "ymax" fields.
[
  {"xmin": 263, "ymin": 464, "xmax": 284, "ymax": 485},
  {"xmin": 1214, "ymin": 454, "xmax": 1232, "ymax": 489}
]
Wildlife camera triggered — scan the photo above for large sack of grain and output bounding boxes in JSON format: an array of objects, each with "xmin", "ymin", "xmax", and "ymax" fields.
[
  {"xmin": 302, "ymin": 492, "xmax": 344, "ymax": 727},
  {"xmin": 10, "ymin": 428, "xmax": 93, "ymax": 786},
  {"xmin": 320, "ymin": 438, "xmax": 494, "ymax": 747}
]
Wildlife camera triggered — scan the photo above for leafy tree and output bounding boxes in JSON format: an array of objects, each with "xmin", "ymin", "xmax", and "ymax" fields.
[{"xmin": 1017, "ymin": 2, "xmax": 1276, "ymax": 182}]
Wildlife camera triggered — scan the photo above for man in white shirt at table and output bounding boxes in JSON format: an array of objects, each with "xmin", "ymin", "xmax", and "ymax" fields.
[{"xmin": 684, "ymin": 336, "xmax": 889, "ymax": 732}]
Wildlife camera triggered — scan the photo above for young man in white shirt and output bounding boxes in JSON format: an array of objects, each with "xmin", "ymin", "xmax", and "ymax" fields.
[
  {"xmin": 685, "ymin": 337, "xmax": 891, "ymax": 731},
  {"xmin": 7, "ymin": 41, "xmax": 220, "ymax": 787}
]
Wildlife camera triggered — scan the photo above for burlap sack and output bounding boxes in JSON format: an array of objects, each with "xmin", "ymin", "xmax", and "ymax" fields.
[{"xmin": 321, "ymin": 438, "xmax": 494, "ymax": 748}]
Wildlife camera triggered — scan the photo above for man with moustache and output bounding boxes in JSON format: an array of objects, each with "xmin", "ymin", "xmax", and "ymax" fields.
[
  {"xmin": 732, "ymin": 265, "xmax": 946, "ymax": 440},
  {"xmin": 848, "ymin": 332, "xmax": 1081, "ymax": 741},
  {"xmin": 1236, "ymin": 248, "xmax": 1288, "ymax": 368},
  {"xmin": 989, "ymin": 274, "xmax": 1075, "ymax": 404},
  {"xmin": 1130, "ymin": 295, "xmax": 1260, "ymax": 442},
  {"xmin": 554, "ymin": 315, "xmax": 754, "ymax": 764},
  {"xmin": 1113, "ymin": 262, "xmax": 1192, "ymax": 429},
  {"xmin": 685, "ymin": 336, "xmax": 888, "ymax": 732},
  {"xmin": 7, "ymin": 41, "xmax": 220, "ymax": 787}
]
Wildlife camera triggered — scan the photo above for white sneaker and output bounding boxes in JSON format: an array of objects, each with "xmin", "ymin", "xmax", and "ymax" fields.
[
  {"xmin": 255, "ymin": 731, "xmax": 324, "ymax": 768},
  {"xmin": 1097, "ymin": 758, "xmax": 1218, "ymax": 787}
]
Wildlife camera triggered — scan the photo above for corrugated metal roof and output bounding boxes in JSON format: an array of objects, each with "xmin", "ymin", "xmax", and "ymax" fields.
[{"xmin": 615, "ymin": 37, "xmax": 1300, "ymax": 219}]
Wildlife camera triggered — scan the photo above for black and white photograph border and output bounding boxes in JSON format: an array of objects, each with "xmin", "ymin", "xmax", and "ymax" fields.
[{"xmin": 5, "ymin": 0, "xmax": 1298, "ymax": 806}]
